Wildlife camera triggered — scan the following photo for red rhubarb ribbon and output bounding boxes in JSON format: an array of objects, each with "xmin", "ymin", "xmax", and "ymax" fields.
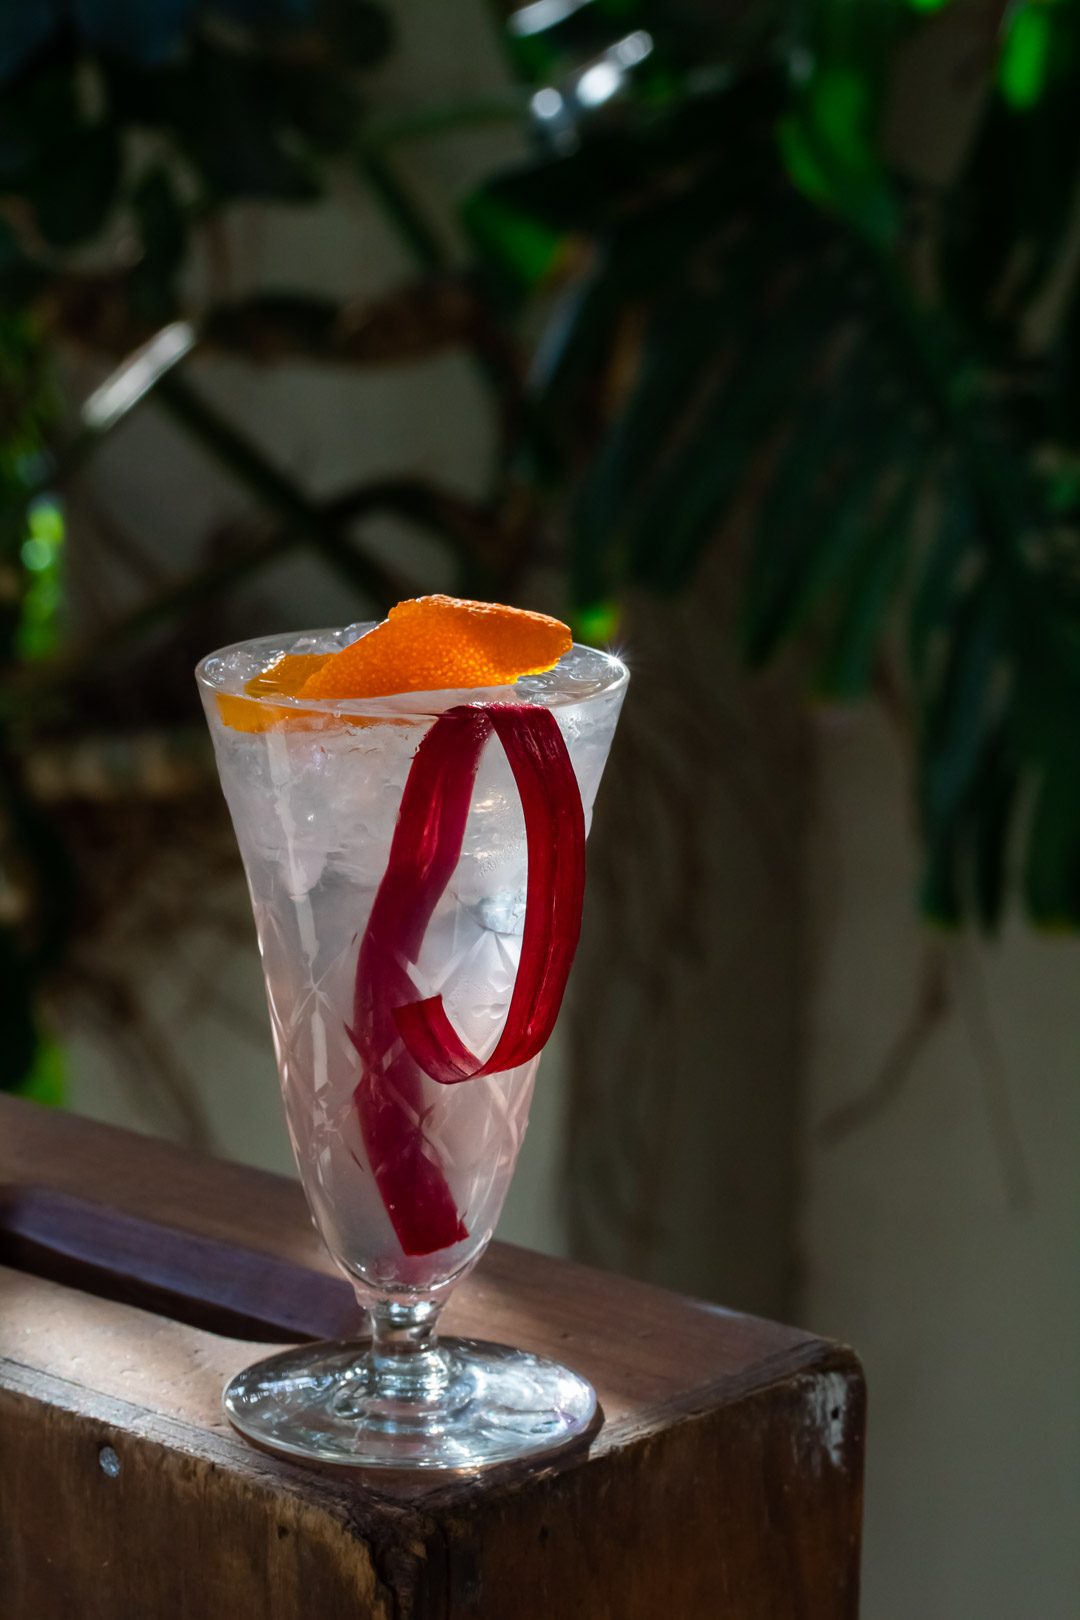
[{"xmin": 350, "ymin": 702, "xmax": 585, "ymax": 1257}]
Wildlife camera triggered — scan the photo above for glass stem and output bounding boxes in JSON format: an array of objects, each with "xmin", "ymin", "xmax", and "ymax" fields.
[{"xmin": 367, "ymin": 1297, "xmax": 449, "ymax": 1406}]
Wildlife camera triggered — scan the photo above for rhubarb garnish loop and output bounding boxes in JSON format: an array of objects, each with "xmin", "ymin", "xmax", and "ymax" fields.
[{"xmin": 350, "ymin": 702, "xmax": 585, "ymax": 1257}]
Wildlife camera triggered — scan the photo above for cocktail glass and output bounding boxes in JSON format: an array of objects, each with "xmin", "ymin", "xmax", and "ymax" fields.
[{"xmin": 196, "ymin": 625, "xmax": 627, "ymax": 1469}]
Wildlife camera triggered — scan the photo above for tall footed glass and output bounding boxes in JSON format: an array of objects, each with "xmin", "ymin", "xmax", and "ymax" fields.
[{"xmin": 197, "ymin": 625, "xmax": 626, "ymax": 1468}]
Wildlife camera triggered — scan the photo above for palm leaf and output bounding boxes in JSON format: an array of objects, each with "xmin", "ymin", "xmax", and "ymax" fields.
[
  {"xmin": 817, "ymin": 462, "xmax": 921, "ymax": 700},
  {"xmin": 907, "ymin": 473, "xmax": 976, "ymax": 699},
  {"xmin": 624, "ymin": 262, "xmax": 846, "ymax": 591},
  {"xmin": 569, "ymin": 280, "xmax": 742, "ymax": 604},
  {"xmin": 741, "ymin": 337, "xmax": 909, "ymax": 665}
]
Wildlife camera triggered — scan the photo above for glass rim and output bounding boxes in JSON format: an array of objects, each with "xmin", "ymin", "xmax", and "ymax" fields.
[{"xmin": 195, "ymin": 626, "xmax": 629, "ymax": 721}]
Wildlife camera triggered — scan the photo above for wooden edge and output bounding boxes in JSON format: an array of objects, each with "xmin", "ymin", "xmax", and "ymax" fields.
[
  {"xmin": 0, "ymin": 1315, "xmax": 867, "ymax": 1568},
  {"xmin": 1, "ymin": 1255, "xmax": 864, "ymax": 1512},
  {"xmin": 0, "ymin": 1184, "xmax": 358, "ymax": 1342},
  {"xmin": 0, "ymin": 1096, "xmax": 861, "ymax": 1453}
]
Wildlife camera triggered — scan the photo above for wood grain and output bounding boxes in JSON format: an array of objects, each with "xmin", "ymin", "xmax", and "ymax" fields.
[{"xmin": 0, "ymin": 1096, "xmax": 865, "ymax": 1617}]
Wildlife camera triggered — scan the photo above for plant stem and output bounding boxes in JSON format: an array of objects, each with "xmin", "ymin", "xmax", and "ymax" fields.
[
  {"xmin": 353, "ymin": 141, "xmax": 532, "ymax": 501},
  {"xmin": 357, "ymin": 149, "xmax": 446, "ymax": 272},
  {"xmin": 10, "ymin": 476, "xmax": 482, "ymax": 704},
  {"xmin": 326, "ymin": 476, "xmax": 499, "ymax": 584},
  {"xmin": 871, "ymin": 250, "xmax": 1033, "ymax": 593},
  {"xmin": 154, "ymin": 371, "xmax": 407, "ymax": 607},
  {"xmin": 359, "ymin": 94, "xmax": 526, "ymax": 152}
]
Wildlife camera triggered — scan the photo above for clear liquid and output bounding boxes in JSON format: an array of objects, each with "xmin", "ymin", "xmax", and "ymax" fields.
[{"xmin": 199, "ymin": 628, "xmax": 626, "ymax": 1299}]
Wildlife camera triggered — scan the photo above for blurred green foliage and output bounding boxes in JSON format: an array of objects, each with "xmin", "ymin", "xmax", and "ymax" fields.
[
  {"xmin": 471, "ymin": 0, "xmax": 1080, "ymax": 936},
  {"xmin": 3, "ymin": 0, "xmax": 1080, "ymax": 1097}
]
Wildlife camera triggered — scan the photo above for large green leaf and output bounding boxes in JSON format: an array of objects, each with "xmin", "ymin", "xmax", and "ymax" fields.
[
  {"xmin": 920, "ymin": 578, "xmax": 1003, "ymax": 831},
  {"xmin": 530, "ymin": 162, "xmax": 763, "ymax": 494},
  {"xmin": 741, "ymin": 339, "xmax": 908, "ymax": 666},
  {"xmin": 907, "ymin": 475, "xmax": 975, "ymax": 697},
  {"xmin": 569, "ymin": 283, "xmax": 729, "ymax": 604},
  {"xmin": 461, "ymin": 189, "xmax": 564, "ymax": 297},
  {"xmin": 817, "ymin": 463, "xmax": 921, "ymax": 700},
  {"xmin": 525, "ymin": 263, "xmax": 624, "ymax": 490},
  {"xmin": 623, "ymin": 266, "xmax": 843, "ymax": 591},
  {"xmin": 943, "ymin": 6, "xmax": 1080, "ymax": 332},
  {"xmin": 15, "ymin": 1034, "xmax": 66, "ymax": 1106}
]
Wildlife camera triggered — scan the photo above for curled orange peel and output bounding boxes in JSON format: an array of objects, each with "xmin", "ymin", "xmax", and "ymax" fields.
[
  {"xmin": 299, "ymin": 595, "xmax": 571, "ymax": 700},
  {"xmin": 215, "ymin": 652, "xmax": 331, "ymax": 734},
  {"xmin": 217, "ymin": 596, "xmax": 571, "ymax": 733}
]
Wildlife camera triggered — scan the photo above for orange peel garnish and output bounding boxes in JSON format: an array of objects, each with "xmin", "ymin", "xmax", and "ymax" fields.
[
  {"xmin": 215, "ymin": 652, "xmax": 330, "ymax": 734},
  {"xmin": 216, "ymin": 597, "xmax": 571, "ymax": 732},
  {"xmin": 298, "ymin": 595, "xmax": 571, "ymax": 702}
]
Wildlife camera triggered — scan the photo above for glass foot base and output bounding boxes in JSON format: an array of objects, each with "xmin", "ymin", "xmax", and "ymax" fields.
[{"xmin": 223, "ymin": 1336, "xmax": 598, "ymax": 1471}]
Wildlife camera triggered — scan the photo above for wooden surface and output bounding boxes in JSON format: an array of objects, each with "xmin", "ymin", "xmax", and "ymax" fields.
[{"xmin": 0, "ymin": 1096, "xmax": 865, "ymax": 1618}]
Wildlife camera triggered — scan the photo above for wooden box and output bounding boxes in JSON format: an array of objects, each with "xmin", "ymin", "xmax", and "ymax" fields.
[{"xmin": 0, "ymin": 1097, "xmax": 864, "ymax": 1617}]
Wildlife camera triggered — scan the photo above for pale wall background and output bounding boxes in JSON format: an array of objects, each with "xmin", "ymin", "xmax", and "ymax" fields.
[
  {"xmin": 62, "ymin": 4, "xmax": 1079, "ymax": 1616},
  {"xmin": 805, "ymin": 708, "xmax": 1080, "ymax": 1620}
]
